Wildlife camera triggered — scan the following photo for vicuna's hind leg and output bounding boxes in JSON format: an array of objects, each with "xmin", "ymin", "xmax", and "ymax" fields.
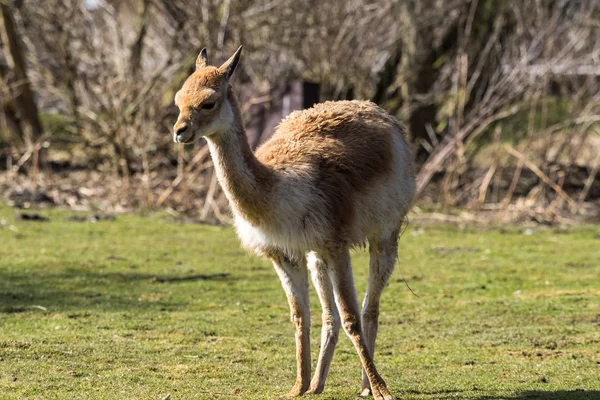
[
  {"xmin": 270, "ymin": 252, "xmax": 311, "ymax": 398},
  {"xmin": 327, "ymin": 248, "xmax": 393, "ymax": 400},
  {"xmin": 306, "ymin": 252, "xmax": 341, "ymax": 394},
  {"xmin": 360, "ymin": 227, "xmax": 399, "ymax": 397}
]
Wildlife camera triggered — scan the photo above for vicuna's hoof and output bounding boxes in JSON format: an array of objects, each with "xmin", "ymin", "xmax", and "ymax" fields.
[
  {"xmin": 306, "ymin": 384, "xmax": 324, "ymax": 394},
  {"xmin": 279, "ymin": 382, "xmax": 308, "ymax": 398},
  {"xmin": 367, "ymin": 384, "xmax": 394, "ymax": 400}
]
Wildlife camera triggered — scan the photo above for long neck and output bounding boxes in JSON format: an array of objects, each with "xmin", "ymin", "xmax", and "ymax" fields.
[{"xmin": 206, "ymin": 90, "xmax": 274, "ymax": 224}]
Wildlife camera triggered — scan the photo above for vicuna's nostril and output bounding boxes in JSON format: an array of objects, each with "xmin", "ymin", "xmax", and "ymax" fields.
[{"xmin": 176, "ymin": 125, "xmax": 188, "ymax": 135}]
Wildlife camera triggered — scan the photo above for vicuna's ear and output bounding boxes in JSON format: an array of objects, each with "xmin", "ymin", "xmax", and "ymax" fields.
[
  {"xmin": 219, "ymin": 46, "xmax": 243, "ymax": 81},
  {"xmin": 196, "ymin": 48, "xmax": 209, "ymax": 70}
]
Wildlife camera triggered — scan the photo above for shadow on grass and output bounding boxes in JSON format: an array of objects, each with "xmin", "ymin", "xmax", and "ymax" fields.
[
  {"xmin": 472, "ymin": 391, "xmax": 599, "ymax": 400},
  {"xmin": 491, "ymin": 391, "xmax": 599, "ymax": 400},
  {"xmin": 0, "ymin": 269, "xmax": 232, "ymax": 314},
  {"xmin": 409, "ymin": 389, "xmax": 599, "ymax": 400}
]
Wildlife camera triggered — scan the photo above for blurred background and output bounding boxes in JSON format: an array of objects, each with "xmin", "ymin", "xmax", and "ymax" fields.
[{"xmin": 1, "ymin": 0, "xmax": 599, "ymax": 224}]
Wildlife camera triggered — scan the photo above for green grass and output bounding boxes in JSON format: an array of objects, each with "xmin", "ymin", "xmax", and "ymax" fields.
[{"xmin": 0, "ymin": 206, "xmax": 599, "ymax": 399}]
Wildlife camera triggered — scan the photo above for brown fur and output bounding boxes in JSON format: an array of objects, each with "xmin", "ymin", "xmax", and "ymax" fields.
[
  {"xmin": 257, "ymin": 101, "xmax": 397, "ymax": 192},
  {"xmin": 256, "ymin": 100, "xmax": 398, "ymax": 238}
]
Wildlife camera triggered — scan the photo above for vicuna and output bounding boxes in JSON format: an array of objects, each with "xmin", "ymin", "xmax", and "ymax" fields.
[{"xmin": 173, "ymin": 46, "xmax": 416, "ymax": 400}]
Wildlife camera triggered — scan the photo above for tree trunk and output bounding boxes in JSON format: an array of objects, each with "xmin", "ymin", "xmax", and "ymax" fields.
[
  {"xmin": 409, "ymin": 21, "xmax": 460, "ymax": 162},
  {"xmin": 0, "ymin": 3, "xmax": 45, "ymax": 174}
]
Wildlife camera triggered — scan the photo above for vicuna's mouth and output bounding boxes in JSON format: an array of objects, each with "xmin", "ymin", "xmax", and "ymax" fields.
[{"xmin": 174, "ymin": 132, "xmax": 195, "ymax": 144}]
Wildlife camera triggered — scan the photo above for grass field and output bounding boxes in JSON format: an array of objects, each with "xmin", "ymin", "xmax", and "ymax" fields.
[{"xmin": 0, "ymin": 206, "xmax": 599, "ymax": 399}]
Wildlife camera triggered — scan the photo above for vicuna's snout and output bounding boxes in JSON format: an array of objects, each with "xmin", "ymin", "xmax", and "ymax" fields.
[{"xmin": 173, "ymin": 119, "xmax": 193, "ymax": 144}]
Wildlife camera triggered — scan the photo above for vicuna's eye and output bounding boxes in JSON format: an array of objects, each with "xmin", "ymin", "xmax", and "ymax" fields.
[{"xmin": 201, "ymin": 102, "xmax": 216, "ymax": 110}]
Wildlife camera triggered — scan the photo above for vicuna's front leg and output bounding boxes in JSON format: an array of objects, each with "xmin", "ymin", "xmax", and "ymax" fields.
[
  {"xmin": 270, "ymin": 252, "xmax": 311, "ymax": 398},
  {"xmin": 327, "ymin": 249, "xmax": 394, "ymax": 400},
  {"xmin": 306, "ymin": 252, "xmax": 341, "ymax": 394}
]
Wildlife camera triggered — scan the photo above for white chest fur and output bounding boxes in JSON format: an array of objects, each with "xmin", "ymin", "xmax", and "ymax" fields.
[
  {"xmin": 234, "ymin": 215, "xmax": 272, "ymax": 251},
  {"xmin": 233, "ymin": 210, "xmax": 328, "ymax": 256}
]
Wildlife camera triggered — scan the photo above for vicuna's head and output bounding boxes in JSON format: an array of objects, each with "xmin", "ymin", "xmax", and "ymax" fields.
[{"xmin": 173, "ymin": 46, "xmax": 242, "ymax": 144}]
